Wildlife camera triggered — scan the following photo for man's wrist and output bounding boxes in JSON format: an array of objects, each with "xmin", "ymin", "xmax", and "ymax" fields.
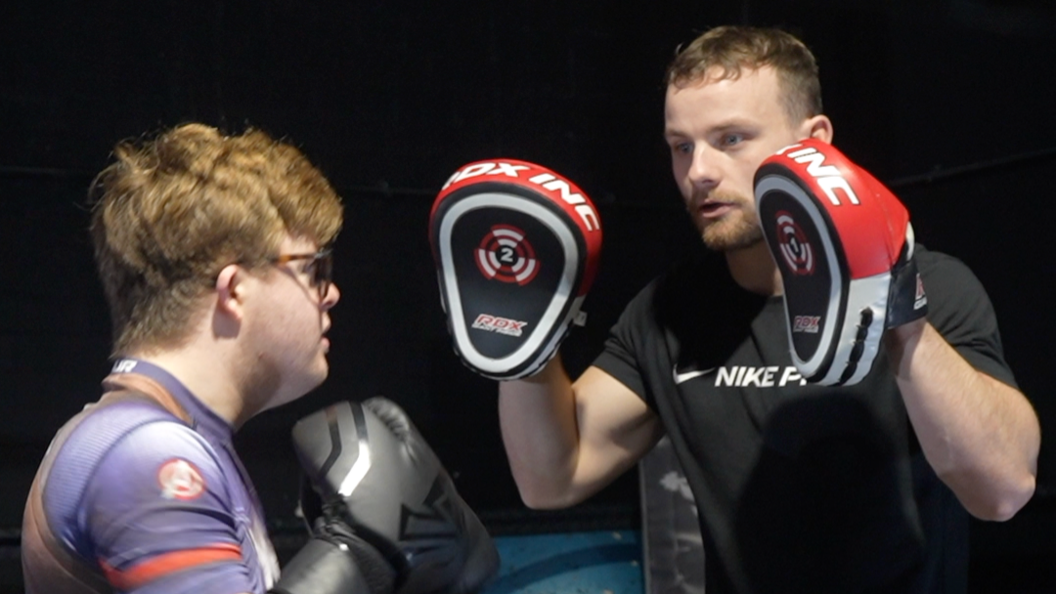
[
  {"xmin": 885, "ymin": 318, "xmax": 928, "ymax": 373},
  {"xmin": 504, "ymin": 354, "xmax": 564, "ymax": 385},
  {"xmin": 890, "ymin": 317, "xmax": 926, "ymax": 341}
]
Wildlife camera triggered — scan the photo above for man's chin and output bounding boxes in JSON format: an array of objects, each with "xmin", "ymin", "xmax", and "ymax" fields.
[
  {"xmin": 701, "ymin": 223, "xmax": 764, "ymax": 252},
  {"xmin": 269, "ymin": 373, "xmax": 327, "ymax": 412}
]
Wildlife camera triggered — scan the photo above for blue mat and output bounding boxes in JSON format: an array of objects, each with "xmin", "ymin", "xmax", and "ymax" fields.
[{"xmin": 483, "ymin": 530, "xmax": 643, "ymax": 594}]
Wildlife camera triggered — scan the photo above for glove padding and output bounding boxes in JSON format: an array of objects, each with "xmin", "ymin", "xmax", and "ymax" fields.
[
  {"xmin": 291, "ymin": 397, "xmax": 500, "ymax": 594},
  {"xmin": 270, "ymin": 521, "xmax": 393, "ymax": 594},
  {"xmin": 754, "ymin": 139, "xmax": 928, "ymax": 386},
  {"xmin": 429, "ymin": 159, "xmax": 602, "ymax": 380}
]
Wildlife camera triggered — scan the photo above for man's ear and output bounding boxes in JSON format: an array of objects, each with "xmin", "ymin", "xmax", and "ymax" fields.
[
  {"xmin": 802, "ymin": 114, "xmax": 834, "ymax": 144},
  {"xmin": 215, "ymin": 264, "xmax": 247, "ymax": 321}
]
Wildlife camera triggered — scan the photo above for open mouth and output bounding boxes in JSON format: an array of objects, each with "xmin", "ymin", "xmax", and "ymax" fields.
[{"xmin": 698, "ymin": 201, "xmax": 735, "ymax": 218}]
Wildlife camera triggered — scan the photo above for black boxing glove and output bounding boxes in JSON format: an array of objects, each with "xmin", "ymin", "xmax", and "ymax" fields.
[
  {"xmin": 270, "ymin": 519, "xmax": 394, "ymax": 594},
  {"xmin": 290, "ymin": 398, "xmax": 499, "ymax": 594}
]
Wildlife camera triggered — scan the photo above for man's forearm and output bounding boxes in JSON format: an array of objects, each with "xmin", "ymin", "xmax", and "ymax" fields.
[
  {"xmin": 888, "ymin": 320, "xmax": 1040, "ymax": 520},
  {"xmin": 498, "ymin": 356, "xmax": 583, "ymax": 509}
]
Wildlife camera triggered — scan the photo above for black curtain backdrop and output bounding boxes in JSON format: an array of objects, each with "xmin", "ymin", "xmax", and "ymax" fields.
[{"xmin": 2, "ymin": 1, "xmax": 1055, "ymax": 592}]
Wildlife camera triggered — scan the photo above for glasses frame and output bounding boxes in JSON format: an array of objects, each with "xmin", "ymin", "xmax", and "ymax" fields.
[{"xmin": 270, "ymin": 249, "xmax": 333, "ymax": 300}]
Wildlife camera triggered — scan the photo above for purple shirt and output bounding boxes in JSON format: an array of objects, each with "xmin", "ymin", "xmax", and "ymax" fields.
[{"xmin": 31, "ymin": 359, "xmax": 279, "ymax": 594}]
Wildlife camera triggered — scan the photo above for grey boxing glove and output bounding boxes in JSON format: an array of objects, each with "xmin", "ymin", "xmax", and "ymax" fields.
[
  {"xmin": 270, "ymin": 520, "xmax": 394, "ymax": 594},
  {"xmin": 291, "ymin": 397, "xmax": 500, "ymax": 594}
]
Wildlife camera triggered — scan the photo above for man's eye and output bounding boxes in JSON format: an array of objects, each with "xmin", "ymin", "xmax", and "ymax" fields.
[
  {"xmin": 671, "ymin": 142, "xmax": 692, "ymax": 154},
  {"xmin": 722, "ymin": 133, "xmax": 744, "ymax": 147}
]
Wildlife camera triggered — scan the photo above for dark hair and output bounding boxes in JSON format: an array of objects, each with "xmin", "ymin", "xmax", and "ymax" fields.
[{"xmin": 666, "ymin": 26, "xmax": 823, "ymax": 123}]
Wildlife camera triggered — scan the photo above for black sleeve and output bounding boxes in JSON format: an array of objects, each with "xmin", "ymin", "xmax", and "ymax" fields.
[
  {"xmin": 917, "ymin": 247, "xmax": 1018, "ymax": 389},
  {"xmin": 591, "ymin": 278, "xmax": 660, "ymax": 409}
]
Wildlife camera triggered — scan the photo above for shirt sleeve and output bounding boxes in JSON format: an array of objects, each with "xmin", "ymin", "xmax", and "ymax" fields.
[
  {"xmin": 918, "ymin": 249, "xmax": 1018, "ymax": 389},
  {"xmin": 592, "ymin": 277, "xmax": 661, "ymax": 408},
  {"xmin": 83, "ymin": 421, "xmax": 259, "ymax": 594}
]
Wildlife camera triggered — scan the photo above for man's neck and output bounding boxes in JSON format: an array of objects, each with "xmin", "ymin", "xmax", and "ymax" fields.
[
  {"xmin": 724, "ymin": 241, "xmax": 783, "ymax": 296},
  {"xmin": 130, "ymin": 345, "xmax": 250, "ymax": 429}
]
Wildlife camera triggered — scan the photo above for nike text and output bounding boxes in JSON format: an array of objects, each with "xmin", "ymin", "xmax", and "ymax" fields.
[{"xmin": 715, "ymin": 366, "xmax": 807, "ymax": 387}]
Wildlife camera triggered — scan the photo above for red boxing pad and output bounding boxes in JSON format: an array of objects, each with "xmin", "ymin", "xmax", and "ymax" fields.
[
  {"xmin": 429, "ymin": 160, "xmax": 602, "ymax": 380},
  {"xmin": 754, "ymin": 139, "xmax": 927, "ymax": 386}
]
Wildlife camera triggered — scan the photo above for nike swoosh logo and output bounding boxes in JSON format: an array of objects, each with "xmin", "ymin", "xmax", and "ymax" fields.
[{"xmin": 672, "ymin": 366, "xmax": 715, "ymax": 385}]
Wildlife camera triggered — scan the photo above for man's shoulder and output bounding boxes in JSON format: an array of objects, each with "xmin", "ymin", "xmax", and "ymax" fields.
[
  {"xmin": 39, "ymin": 398, "xmax": 219, "ymax": 554},
  {"xmin": 913, "ymin": 244, "xmax": 992, "ymax": 305},
  {"xmin": 915, "ymin": 244, "xmax": 976, "ymax": 280},
  {"xmin": 86, "ymin": 413, "xmax": 226, "ymax": 505},
  {"xmin": 45, "ymin": 398, "xmax": 213, "ymax": 501},
  {"xmin": 61, "ymin": 396, "xmax": 195, "ymax": 454}
]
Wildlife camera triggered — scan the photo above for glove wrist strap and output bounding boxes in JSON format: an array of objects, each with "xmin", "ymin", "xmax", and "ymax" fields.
[{"xmin": 270, "ymin": 536, "xmax": 392, "ymax": 594}]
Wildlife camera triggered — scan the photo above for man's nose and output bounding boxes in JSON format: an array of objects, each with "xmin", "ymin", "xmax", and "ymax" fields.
[
  {"xmin": 321, "ymin": 282, "xmax": 341, "ymax": 310},
  {"xmin": 687, "ymin": 145, "xmax": 722, "ymax": 191}
]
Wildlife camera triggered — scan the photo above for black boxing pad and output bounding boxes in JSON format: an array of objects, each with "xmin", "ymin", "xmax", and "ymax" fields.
[{"xmin": 429, "ymin": 160, "xmax": 602, "ymax": 380}]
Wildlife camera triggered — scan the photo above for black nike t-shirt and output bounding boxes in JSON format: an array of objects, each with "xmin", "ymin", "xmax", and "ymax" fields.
[{"xmin": 593, "ymin": 245, "xmax": 1016, "ymax": 594}]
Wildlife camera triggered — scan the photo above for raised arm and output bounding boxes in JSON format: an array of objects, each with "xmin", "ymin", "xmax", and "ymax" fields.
[
  {"xmin": 499, "ymin": 356, "xmax": 663, "ymax": 509},
  {"xmin": 887, "ymin": 320, "xmax": 1039, "ymax": 521},
  {"xmin": 753, "ymin": 138, "xmax": 1039, "ymax": 521}
]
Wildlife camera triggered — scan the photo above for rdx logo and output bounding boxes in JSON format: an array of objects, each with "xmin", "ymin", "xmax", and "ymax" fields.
[
  {"xmin": 472, "ymin": 314, "xmax": 528, "ymax": 337},
  {"xmin": 442, "ymin": 161, "xmax": 600, "ymax": 232},
  {"xmin": 793, "ymin": 315, "xmax": 821, "ymax": 334},
  {"xmin": 776, "ymin": 144, "xmax": 860, "ymax": 206}
]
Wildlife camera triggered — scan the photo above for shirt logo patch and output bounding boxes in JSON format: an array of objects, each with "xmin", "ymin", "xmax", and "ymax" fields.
[
  {"xmin": 715, "ymin": 366, "xmax": 807, "ymax": 388},
  {"xmin": 157, "ymin": 459, "xmax": 206, "ymax": 500},
  {"xmin": 112, "ymin": 359, "xmax": 138, "ymax": 373},
  {"xmin": 672, "ymin": 365, "xmax": 716, "ymax": 385},
  {"xmin": 914, "ymin": 273, "xmax": 928, "ymax": 310}
]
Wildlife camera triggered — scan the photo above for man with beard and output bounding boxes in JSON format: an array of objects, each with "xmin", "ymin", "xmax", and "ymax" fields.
[{"xmin": 494, "ymin": 26, "xmax": 1039, "ymax": 594}]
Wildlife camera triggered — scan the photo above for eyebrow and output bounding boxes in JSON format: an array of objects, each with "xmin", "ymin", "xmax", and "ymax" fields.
[{"xmin": 663, "ymin": 120, "xmax": 756, "ymax": 140}]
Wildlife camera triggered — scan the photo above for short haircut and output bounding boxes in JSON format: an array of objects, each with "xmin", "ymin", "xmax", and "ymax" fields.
[
  {"xmin": 90, "ymin": 123, "xmax": 343, "ymax": 355},
  {"xmin": 665, "ymin": 26, "xmax": 823, "ymax": 124}
]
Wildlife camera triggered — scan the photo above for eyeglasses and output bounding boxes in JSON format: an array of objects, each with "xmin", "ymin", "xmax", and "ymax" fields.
[{"xmin": 270, "ymin": 249, "xmax": 333, "ymax": 300}]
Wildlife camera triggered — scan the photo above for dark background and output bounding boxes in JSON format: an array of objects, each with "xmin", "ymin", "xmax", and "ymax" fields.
[{"xmin": 2, "ymin": 0, "xmax": 1055, "ymax": 592}]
